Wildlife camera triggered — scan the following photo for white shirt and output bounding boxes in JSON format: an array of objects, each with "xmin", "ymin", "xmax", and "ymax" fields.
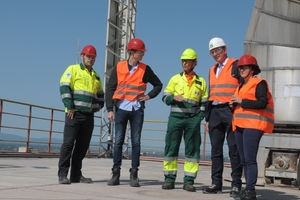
[{"xmin": 215, "ymin": 58, "xmax": 228, "ymax": 78}]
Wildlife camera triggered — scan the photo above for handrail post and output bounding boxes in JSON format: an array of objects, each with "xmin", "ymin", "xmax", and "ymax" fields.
[
  {"xmin": 26, "ymin": 105, "xmax": 32, "ymax": 153},
  {"xmin": 48, "ymin": 109, "xmax": 54, "ymax": 153},
  {"xmin": 0, "ymin": 100, "xmax": 3, "ymax": 134}
]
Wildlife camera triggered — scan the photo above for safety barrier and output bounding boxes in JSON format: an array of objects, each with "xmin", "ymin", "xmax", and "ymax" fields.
[{"xmin": 0, "ymin": 98, "xmax": 230, "ymax": 166}]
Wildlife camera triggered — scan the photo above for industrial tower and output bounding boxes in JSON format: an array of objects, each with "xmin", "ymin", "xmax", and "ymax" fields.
[{"xmin": 98, "ymin": 0, "xmax": 137, "ymax": 158}]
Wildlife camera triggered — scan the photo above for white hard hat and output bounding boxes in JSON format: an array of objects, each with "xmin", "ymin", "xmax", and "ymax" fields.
[{"xmin": 209, "ymin": 37, "xmax": 226, "ymax": 51}]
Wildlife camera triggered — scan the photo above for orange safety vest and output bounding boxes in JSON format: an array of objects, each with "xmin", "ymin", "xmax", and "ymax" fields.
[
  {"xmin": 112, "ymin": 60, "xmax": 147, "ymax": 101},
  {"xmin": 208, "ymin": 58, "xmax": 239, "ymax": 103},
  {"xmin": 232, "ymin": 77, "xmax": 274, "ymax": 134}
]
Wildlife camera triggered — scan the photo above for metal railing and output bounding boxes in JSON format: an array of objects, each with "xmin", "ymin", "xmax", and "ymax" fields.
[{"xmin": 0, "ymin": 98, "xmax": 230, "ymax": 165}]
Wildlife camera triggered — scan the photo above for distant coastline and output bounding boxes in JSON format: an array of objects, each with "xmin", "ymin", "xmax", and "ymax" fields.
[{"xmin": 0, "ymin": 133, "xmax": 230, "ymax": 162}]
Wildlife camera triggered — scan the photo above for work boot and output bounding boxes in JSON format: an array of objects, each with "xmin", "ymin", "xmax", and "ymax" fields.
[
  {"xmin": 239, "ymin": 189, "xmax": 257, "ymax": 200},
  {"xmin": 129, "ymin": 168, "xmax": 140, "ymax": 187},
  {"xmin": 202, "ymin": 184, "xmax": 222, "ymax": 194},
  {"xmin": 107, "ymin": 168, "xmax": 120, "ymax": 186},
  {"xmin": 183, "ymin": 184, "xmax": 196, "ymax": 192},
  {"xmin": 162, "ymin": 182, "xmax": 175, "ymax": 190},
  {"xmin": 229, "ymin": 186, "xmax": 240, "ymax": 198},
  {"xmin": 58, "ymin": 176, "xmax": 70, "ymax": 184},
  {"xmin": 70, "ymin": 175, "xmax": 92, "ymax": 183}
]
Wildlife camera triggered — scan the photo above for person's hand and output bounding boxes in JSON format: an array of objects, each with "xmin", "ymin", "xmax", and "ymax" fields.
[
  {"xmin": 67, "ymin": 109, "xmax": 75, "ymax": 119},
  {"xmin": 174, "ymin": 94, "xmax": 184, "ymax": 102},
  {"xmin": 199, "ymin": 111, "xmax": 205, "ymax": 121},
  {"xmin": 107, "ymin": 111, "xmax": 114, "ymax": 122},
  {"xmin": 231, "ymin": 95, "xmax": 242, "ymax": 104},
  {"xmin": 139, "ymin": 95, "xmax": 150, "ymax": 102},
  {"xmin": 229, "ymin": 102, "xmax": 234, "ymax": 109},
  {"xmin": 205, "ymin": 122, "xmax": 209, "ymax": 133}
]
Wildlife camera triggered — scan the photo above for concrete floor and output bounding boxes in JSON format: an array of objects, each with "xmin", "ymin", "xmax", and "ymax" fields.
[{"xmin": 0, "ymin": 157, "xmax": 299, "ymax": 200}]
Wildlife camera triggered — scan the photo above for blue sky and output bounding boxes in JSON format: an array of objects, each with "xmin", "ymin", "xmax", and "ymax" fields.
[{"xmin": 0, "ymin": 0, "xmax": 255, "ymax": 127}]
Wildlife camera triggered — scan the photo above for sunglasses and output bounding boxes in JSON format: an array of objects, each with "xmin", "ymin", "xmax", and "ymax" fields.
[
  {"xmin": 181, "ymin": 60, "xmax": 194, "ymax": 63},
  {"xmin": 84, "ymin": 54, "xmax": 96, "ymax": 60},
  {"xmin": 134, "ymin": 50, "xmax": 145, "ymax": 55},
  {"xmin": 238, "ymin": 66, "xmax": 252, "ymax": 70},
  {"xmin": 210, "ymin": 47, "xmax": 223, "ymax": 55}
]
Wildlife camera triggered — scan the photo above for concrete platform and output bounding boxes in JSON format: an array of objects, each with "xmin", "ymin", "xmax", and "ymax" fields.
[{"xmin": 0, "ymin": 157, "xmax": 299, "ymax": 200}]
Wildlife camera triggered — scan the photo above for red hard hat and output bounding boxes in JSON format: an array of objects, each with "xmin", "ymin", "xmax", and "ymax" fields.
[
  {"xmin": 81, "ymin": 45, "xmax": 97, "ymax": 57},
  {"xmin": 238, "ymin": 54, "xmax": 261, "ymax": 75},
  {"xmin": 237, "ymin": 54, "xmax": 258, "ymax": 67},
  {"xmin": 127, "ymin": 38, "xmax": 146, "ymax": 52}
]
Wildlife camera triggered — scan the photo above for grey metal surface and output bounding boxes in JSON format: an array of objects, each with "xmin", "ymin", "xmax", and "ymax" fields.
[{"xmin": 257, "ymin": 133, "xmax": 300, "ymax": 177}]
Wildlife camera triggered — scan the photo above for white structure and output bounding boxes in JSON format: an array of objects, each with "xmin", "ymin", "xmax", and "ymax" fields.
[{"xmin": 245, "ymin": 0, "xmax": 300, "ymax": 186}]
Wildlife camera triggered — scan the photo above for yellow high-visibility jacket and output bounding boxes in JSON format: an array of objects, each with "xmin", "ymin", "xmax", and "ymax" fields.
[
  {"xmin": 60, "ymin": 63, "xmax": 104, "ymax": 113},
  {"xmin": 162, "ymin": 72, "xmax": 208, "ymax": 118}
]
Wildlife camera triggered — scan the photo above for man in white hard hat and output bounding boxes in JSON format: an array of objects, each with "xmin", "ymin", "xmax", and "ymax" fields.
[{"xmin": 202, "ymin": 37, "xmax": 243, "ymax": 198}]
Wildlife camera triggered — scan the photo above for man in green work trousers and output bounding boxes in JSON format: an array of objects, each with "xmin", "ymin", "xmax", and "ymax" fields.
[{"xmin": 161, "ymin": 48, "xmax": 208, "ymax": 192}]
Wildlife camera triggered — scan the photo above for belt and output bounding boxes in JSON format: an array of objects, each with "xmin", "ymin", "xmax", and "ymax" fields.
[
  {"xmin": 211, "ymin": 103, "xmax": 229, "ymax": 108},
  {"xmin": 77, "ymin": 111, "xmax": 94, "ymax": 115}
]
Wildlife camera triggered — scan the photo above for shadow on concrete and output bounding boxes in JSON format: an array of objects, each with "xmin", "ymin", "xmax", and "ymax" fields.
[
  {"xmin": 258, "ymin": 188, "xmax": 300, "ymax": 200},
  {"xmin": 0, "ymin": 164, "xmax": 23, "ymax": 168}
]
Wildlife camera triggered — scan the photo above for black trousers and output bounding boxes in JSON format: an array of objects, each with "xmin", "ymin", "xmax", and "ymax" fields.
[
  {"xmin": 208, "ymin": 105, "xmax": 243, "ymax": 188},
  {"xmin": 58, "ymin": 112, "xmax": 94, "ymax": 178}
]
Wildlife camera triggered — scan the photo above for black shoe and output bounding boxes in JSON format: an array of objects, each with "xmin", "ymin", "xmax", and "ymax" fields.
[
  {"xmin": 107, "ymin": 168, "xmax": 120, "ymax": 186},
  {"xmin": 129, "ymin": 169, "xmax": 140, "ymax": 187},
  {"xmin": 162, "ymin": 182, "xmax": 175, "ymax": 190},
  {"xmin": 183, "ymin": 184, "xmax": 196, "ymax": 192},
  {"xmin": 70, "ymin": 175, "xmax": 92, "ymax": 183},
  {"xmin": 239, "ymin": 189, "xmax": 257, "ymax": 200},
  {"xmin": 58, "ymin": 176, "xmax": 70, "ymax": 184},
  {"xmin": 230, "ymin": 186, "xmax": 240, "ymax": 198},
  {"xmin": 202, "ymin": 184, "xmax": 222, "ymax": 194}
]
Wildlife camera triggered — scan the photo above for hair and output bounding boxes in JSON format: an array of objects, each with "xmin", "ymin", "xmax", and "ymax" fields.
[{"xmin": 251, "ymin": 65, "xmax": 261, "ymax": 75}]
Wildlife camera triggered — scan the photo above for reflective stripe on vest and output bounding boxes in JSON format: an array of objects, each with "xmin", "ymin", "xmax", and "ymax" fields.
[
  {"xmin": 162, "ymin": 93, "xmax": 200, "ymax": 106},
  {"xmin": 171, "ymin": 107, "xmax": 200, "ymax": 114},
  {"xmin": 235, "ymin": 113, "xmax": 274, "ymax": 125},
  {"xmin": 163, "ymin": 73, "xmax": 208, "ymax": 114}
]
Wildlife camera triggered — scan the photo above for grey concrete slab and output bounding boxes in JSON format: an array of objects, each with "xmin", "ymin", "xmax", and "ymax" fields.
[{"xmin": 0, "ymin": 158, "xmax": 299, "ymax": 200}]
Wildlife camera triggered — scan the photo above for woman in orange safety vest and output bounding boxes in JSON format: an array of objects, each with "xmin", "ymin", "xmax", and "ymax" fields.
[{"xmin": 230, "ymin": 54, "xmax": 274, "ymax": 200}]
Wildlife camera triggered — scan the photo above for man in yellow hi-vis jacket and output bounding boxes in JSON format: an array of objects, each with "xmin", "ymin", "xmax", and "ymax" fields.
[{"xmin": 162, "ymin": 48, "xmax": 208, "ymax": 192}]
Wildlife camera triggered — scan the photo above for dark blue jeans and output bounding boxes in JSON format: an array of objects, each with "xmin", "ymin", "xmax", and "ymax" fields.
[
  {"xmin": 234, "ymin": 127, "xmax": 263, "ymax": 193},
  {"xmin": 113, "ymin": 107, "xmax": 144, "ymax": 170}
]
